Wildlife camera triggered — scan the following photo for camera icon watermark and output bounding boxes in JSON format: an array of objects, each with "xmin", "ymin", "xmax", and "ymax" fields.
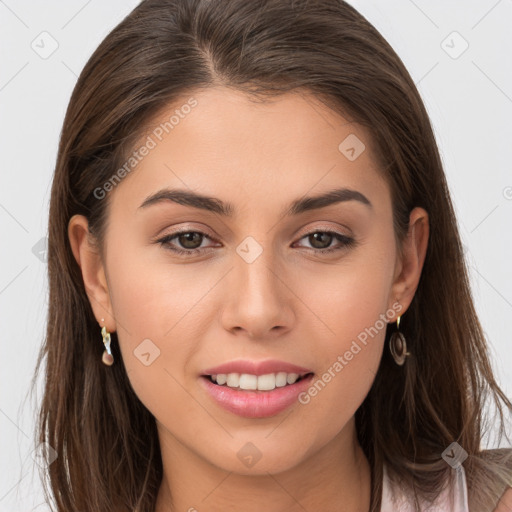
[
  {"xmin": 134, "ymin": 338, "xmax": 161, "ymax": 366},
  {"xmin": 31, "ymin": 31, "xmax": 59, "ymax": 60},
  {"xmin": 31, "ymin": 236, "xmax": 48, "ymax": 263},
  {"xmin": 237, "ymin": 442, "xmax": 262, "ymax": 468},
  {"xmin": 338, "ymin": 134, "xmax": 366, "ymax": 161},
  {"xmin": 441, "ymin": 31, "xmax": 469, "ymax": 60},
  {"xmin": 236, "ymin": 236, "xmax": 263, "ymax": 264},
  {"xmin": 442, "ymin": 441, "xmax": 468, "ymax": 469},
  {"xmin": 31, "ymin": 442, "xmax": 58, "ymax": 468}
]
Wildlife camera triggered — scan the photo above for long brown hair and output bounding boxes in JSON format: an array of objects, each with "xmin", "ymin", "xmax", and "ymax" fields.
[{"xmin": 32, "ymin": 0, "xmax": 512, "ymax": 510}]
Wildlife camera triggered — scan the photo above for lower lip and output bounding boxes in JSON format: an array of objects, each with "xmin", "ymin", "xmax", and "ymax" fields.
[{"xmin": 200, "ymin": 374, "xmax": 315, "ymax": 418}]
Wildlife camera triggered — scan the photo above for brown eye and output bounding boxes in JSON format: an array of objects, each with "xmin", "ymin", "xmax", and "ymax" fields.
[
  {"xmin": 156, "ymin": 228, "xmax": 355, "ymax": 258},
  {"xmin": 295, "ymin": 230, "xmax": 355, "ymax": 254},
  {"xmin": 157, "ymin": 230, "xmax": 218, "ymax": 256},
  {"xmin": 176, "ymin": 232, "xmax": 204, "ymax": 249},
  {"xmin": 308, "ymin": 232, "xmax": 334, "ymax": 250}
]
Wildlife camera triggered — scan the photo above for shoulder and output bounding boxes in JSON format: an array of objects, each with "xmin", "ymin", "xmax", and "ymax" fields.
[
  {"xmin": 473, "ymin": 448, "xmax": 512, "ymax": 512},
  {"xmin": 493, "ymin": 486, "xmax": 512, "ymax": 512},
  {"xmin": 382, "ymin": 463, "xmax": 466, "ymax": 511}
]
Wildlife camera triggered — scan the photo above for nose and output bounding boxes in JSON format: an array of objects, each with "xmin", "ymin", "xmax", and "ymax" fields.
[{"xmin": 221, "ymin": 251, "xmax": 295, "ymax": 340}]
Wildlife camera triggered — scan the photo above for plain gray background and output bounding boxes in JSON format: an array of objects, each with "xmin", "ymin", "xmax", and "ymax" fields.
[{"xmin": 1, "ymin": 1, "xmax": 511, "ymax": 510}]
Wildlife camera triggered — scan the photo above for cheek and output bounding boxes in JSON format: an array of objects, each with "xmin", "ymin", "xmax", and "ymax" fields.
[
  {"xmin": 105, "ymin": 244, "xmax": 236, "ymax": 419},
  {"xmin": 305, "ymin": 247, "xmax": 394, "ymax": 350},
  {"xmin": 106, "ymin": 240, "xmax": 211, "ymax": 338},
  {"xmin": 296, "ymin": 290, "xmax": 388, "ymax": 445},
  {"xmin": 294, "ymin": 244, "xmax": 394, "ymax": 428}
]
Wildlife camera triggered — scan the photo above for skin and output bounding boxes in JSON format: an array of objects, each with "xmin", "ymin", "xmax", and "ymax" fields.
[{"xmin": 68, "ymin": 87, "xmax": 429, "ymax": 511}]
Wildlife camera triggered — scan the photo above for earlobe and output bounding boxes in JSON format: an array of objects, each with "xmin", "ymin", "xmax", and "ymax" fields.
[
  {"xmin": 389, "ymin": 207, "xmax": 429, "ymax": 316},
  {"xmin": 67, "ymin": 214, "xmax": 116, "ymax": 332}
]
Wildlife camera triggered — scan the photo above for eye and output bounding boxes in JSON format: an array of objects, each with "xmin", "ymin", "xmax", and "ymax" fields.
[
  {"xmin": 156, "ymin": 228, "xmax": 356, "ymax": 257},
  {"xmin": 293, "ymin": 230, "xmax": 356, "ymax": 254},
  {"xmin": 156, "ymin": 229, "xmax": 218, "ymax": 256}
]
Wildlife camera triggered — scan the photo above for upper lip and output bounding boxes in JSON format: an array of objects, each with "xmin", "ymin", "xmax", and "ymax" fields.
[{"xmin": 201, "ymin": 359, "xmax": 313, "ymax": 377}]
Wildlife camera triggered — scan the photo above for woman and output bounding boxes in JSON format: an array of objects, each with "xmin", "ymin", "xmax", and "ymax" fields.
[{"xmin": 33, "ymin": 0, "xmax": 512, "ymax": 510}]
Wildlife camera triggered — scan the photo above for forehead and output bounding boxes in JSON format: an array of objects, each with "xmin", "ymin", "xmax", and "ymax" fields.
[{"xmin": 108, "ymin": 86, "xmax": 388, "ymax": 218}]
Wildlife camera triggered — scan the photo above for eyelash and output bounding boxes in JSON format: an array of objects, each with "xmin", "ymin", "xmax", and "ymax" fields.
[{"xmin": 156, "ymin": 228, "xmax": 356, "ymax": 257}]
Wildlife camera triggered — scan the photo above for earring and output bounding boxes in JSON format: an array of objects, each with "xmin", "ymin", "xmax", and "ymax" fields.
[
  {"xmin": 100, "ymin": 318, "xmax": 114, "ymax": 366},
  {"xmin": 389, "ymin": 315, "xmax": 410, "ymax": 366}
]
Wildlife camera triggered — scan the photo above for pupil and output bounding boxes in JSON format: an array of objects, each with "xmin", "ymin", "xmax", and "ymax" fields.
[
  {"xmin": 310, "ymin": 232, "xmax": 331, "ymax": 249},
  {"xmin": 180, "ymin": 232, "xmax": 201, "ymax": 249}
]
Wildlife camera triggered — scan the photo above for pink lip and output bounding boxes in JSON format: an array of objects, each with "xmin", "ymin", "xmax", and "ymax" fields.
[
  {"xmin": 200, "ymin": 373, "xmax": 315, "ymax": 418},
  {"xmin": 201, "ymin": 359, "xmax": 312, "ymax": 377}
]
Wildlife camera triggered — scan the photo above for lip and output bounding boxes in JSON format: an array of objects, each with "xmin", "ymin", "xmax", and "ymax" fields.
[
  {"xmin": 201, "ymin": 359, "xmax": 313, "ymax": 377},
  {"xmin": 200, "ymin": 373, "xmax": 315, "ymax": 418}
]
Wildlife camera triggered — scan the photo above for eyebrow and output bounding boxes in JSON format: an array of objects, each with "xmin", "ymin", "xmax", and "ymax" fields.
[{"xmin": 138, "ymin": 187, "xmax": 372, "ymax": 217}]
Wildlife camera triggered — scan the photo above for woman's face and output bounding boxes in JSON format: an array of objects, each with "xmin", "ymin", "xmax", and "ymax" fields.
[{"xmin": 70, "ymin": 86, "xmax": 427, "ymax": 477}]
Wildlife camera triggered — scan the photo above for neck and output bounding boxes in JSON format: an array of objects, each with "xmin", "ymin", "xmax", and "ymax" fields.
[{"xmin": 155, "ymin": 419, "xmax": 371, "ymax": 512}]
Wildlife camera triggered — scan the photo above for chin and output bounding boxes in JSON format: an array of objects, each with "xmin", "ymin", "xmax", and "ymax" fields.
[{"xmin": 204, "ymin": 440, "xmax": 308, "ymax": 476}]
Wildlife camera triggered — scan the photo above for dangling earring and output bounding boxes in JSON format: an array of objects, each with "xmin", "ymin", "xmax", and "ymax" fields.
[
  {"xmin": 389, "ymin": 315, "xmax": 410, "ymax": 366},
  {"xmin": 100, "ymin": 318, "xmax": 114, "ymax": 366}
]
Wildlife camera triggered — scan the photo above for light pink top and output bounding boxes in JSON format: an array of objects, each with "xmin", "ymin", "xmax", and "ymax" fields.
[{"xmin": 380, "ymin": 464, "xmax": 470, "ymax": 511}]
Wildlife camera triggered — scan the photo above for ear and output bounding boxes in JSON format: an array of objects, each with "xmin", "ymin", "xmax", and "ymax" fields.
[
  {"xmin": 68, "ymin": 214, "xmax": 116, "ymax": 333},
  {"xmin": 388, "ymin": 207, "xmax": 429, "ymax": 318}
]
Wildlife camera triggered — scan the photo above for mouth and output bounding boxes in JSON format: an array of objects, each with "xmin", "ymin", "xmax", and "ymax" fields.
[
  {"xmin": 201, "ymin": 372, "xmax": 315, "ymax": 392},
  {"xmin": 199, "ymin": 372, "xmax": 316, "ymax": 418}
]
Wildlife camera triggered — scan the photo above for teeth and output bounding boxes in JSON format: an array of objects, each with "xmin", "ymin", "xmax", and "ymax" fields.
[{"xmin": 209, "ymin": 372, "xmax": 305, "ymax": 391}]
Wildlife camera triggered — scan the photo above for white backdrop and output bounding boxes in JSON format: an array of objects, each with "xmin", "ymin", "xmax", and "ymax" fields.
[{"xmin": 1, "ymin": 1, "xmax": 511, "ymax": 510}]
